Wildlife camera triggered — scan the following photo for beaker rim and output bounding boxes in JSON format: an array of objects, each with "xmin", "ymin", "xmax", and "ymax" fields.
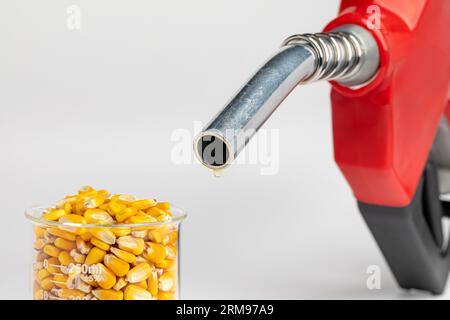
[{"xmin": 24, "ymin": 204, "xmax": 187, "ymax": 228}]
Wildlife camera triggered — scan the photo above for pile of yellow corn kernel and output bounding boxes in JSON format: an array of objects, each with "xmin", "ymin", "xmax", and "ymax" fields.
[{"xmin": 33, "ymin": 186, "xmax": 179, "ymax": 300}]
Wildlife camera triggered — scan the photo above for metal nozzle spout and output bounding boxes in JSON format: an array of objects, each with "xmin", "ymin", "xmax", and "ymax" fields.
[{"xmin": 194, "ymin": 25, "xmax": 379, "ymax": 170}]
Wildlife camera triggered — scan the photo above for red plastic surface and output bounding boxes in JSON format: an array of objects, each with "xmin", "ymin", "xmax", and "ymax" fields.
[{"xmin": 324, "ymin": 0, "xmax": 450, "ymax": 207}]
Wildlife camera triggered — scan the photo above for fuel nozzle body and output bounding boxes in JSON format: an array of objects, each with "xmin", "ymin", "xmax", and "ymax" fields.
[{"xmin": 194, "ymin": 25, "xmax": 379, "ymax": 170}]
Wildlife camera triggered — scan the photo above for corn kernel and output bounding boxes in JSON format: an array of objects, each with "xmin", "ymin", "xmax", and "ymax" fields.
[
  {"xmin": 34, "ymin": 238, "xmax": 45, "ymax": 250},
  {"xmin": 128, "ymin": 214, "xmax": 156, "ymax": 224},
  {"xmin": 75, "ymin": 279, "xmax": 92, "ymax": 293},
  {"xmin": 36, "ymin": 269, "xmax": 51, "ymax": 281},
  {"xmin": 110, "ymin": 247, "xmax": 136, "ymax": 263},
  {"xmin": 124, "ymin": 284, "xmax": 152, "ymax": 300},
  {"xmin": 117, "ymin": 194, "xmax": 137, "ymax": 203},
  {"xmin": 46, "ymin": 257, "xmax": 61, "ymax": 274},
  {"xmin": 166, "ymin": 244, "xmax": 177, "ymax": 260},
  {"xmin": 40, "ymin": 277, "xmax": 54, "ymax": 291},
  {"xmin": 146, "ymin": 207, "xmax": 168, "ymax": 218},
  {"xmin": 94, "ymin": 263, "xmax": 116, "ymax": 289},
  {"xmin": 159, "ymin": 272, "xmax": 176, "ymax": 292},
  {"xmin": 147, "ymin": 271, "xmax": 158, "ymax": 298},
  {"xmin": 76, "ymin": 237, "xmax": 92, "ymax": 254},
  {"xmin": 90, "ymin": 228, "xmax": 116, "ymax": 245},
  {"xmin": 113, "ymin": 277, "xmax": 128, "ymax": 291},
  {"xmin": 85, "ymin": 196, "xmax": 105, "ymax": 209},
  {"xmin": 85, "ymin": 247, "xmax": 106, "ymax": 265},
  {"xmin": 112, "ymin": 227, "xmax": 131, "ymax": 237},
  {"xmin": 43, "ymin": 231, "xmax": 56, "ymax": 244},
  {"xmin": 131, "ymin": 230, "xmax": 148, "ymax": 238},
  {"xmin": 156, "ymin": 202, "xmax": 170, "ymax": 210},
  {"xmin": 84, "ymin": 209, "xmax": 114, "ymax": 224},
  {"xmin": 69, "ymin": 249, "xmax": 86, "ymax": 264},
  {"xmin": 148, "ymin": 226, "xmax": 171, "ymax": 244},
  {"xmin": 54, "ymin": 238, "xmax": 76, "ymax": 251},
  {"xmin": 158, "ymin": 292, "xmax": 176, "ymax": 300},
  {"xmin": 42, "ymin": 209, "xmax": 66, "ymax": 221},
  {"xmin": 80, "ymin": 232, "xmax": 92, "ymax": 241},
  {"xmin": 126, "ymin": 263, "xmax": 152, "ymax": 283},
  {"xmin": 108, "ymin": 202, "xmax": 127, "ymax": 216},
  {"xmin": 104, "ymin": 254, "xmax": 130, "ymax": 277},
  {"xmin": 155, "ymin": 259, "xmax": 176, "ymax": 271},
  {"xmin": 47, "ymin": 228, "xmax": 77, "ymax": 241},
  {"xmin": 58, "ymin": 251, "xmax": 74, "ymax": 266},
  {"xmin": 144, "ymin": 242, "xmax": 166, "ymax": 264},
  {"xmin": 132, "ymin": 256, "xmax": 149, "ymax": 267},
  {"xmin": 92, "ymin": 289, "xmax": 123, "ymax": 300},
  {"xmin": 59, "ymin": 214, "xmax": 87, "ymax": 235},
  {"xmin": 43, "ymin": 245, "xmax": 61, "ymax": 258},
  {"xmin": 52, "ymin": 288, "xmax": 86, "ymax": 299},
  {"xmin": 136, "ymin": 280, "xmax": 147, "ymax": 289},
  {"xmin": 52, "ymin": 274, "xmax": 68, "ymax": 288},
  {"xmin": 116, "ymin": 207, "xmax": 138, "ymax": 223},
  {"xmin": 91, "ymin": 237, "xmax": 110, "ymax": 251},
  {"xmin": 117, "ymin": 236, "xmax": 144, "ymax": 255},
  {"xmin": 131, "ymin": 199, "xmax": 157, "ymax": 210},
  {"xmin": 34, "ymin": 226, "xmax": 46, "ymax": 238}
]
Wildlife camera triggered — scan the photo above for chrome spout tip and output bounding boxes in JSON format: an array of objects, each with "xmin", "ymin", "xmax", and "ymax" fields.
[{"xmin": 193, "ymin": 131, "xmax": 234, "ymax": 170}]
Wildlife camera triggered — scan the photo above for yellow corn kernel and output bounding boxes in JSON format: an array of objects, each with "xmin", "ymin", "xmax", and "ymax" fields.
[
  {"xmin": 126, "ymin": 263, "xmax": 152, "ymax": 283},
  {"xmin": 109, "ymin": 247, "xmax": 136, "ymax": 263},
  {"xmin": 117, "ymin": 236, "xmax": 144, "ymax": 255},
  {"xmin": 147, "ymin": 271, "xmax": 158, "ymax": 298},
  {"xmin": 85, "ymin": 196, "xmax": 105, "ymax": 209},
  {"xmin": 34, "ymin": 288, "xmax": 45, "ymax": 300},
  {"xmin": 104, "ymin": 254, "xmax": 130, "ymax": 277},
  {"xmin": 46, "ymin": 257, "xmax": 61, "ymax": 274},
  {"xmin": 165, "ymin": 244, "xmax": 177, "ymax": 260},
  {"xmin": 144, "ymin": 242, "xmax": 166, "ymax": 264},
  {"xmin": 79, "ymin": 185, "xmax": 95, "ymax": 194},
  {"xmin": 36, "ymin": 269, "xmax": 51, "ymax": 281},
  {"xmin": 108, "ymin": 202, "xmax": 127, "ymax": 216},
  {"xmin": 35, "ymin": 252, "xmax": 49, "ymax": 263},
  {"xmin": 112, "ymin": 227, "xmax": 131, "ymax": 237},
  {"xmin": 117, "ymin": 194, "xmax": 137, "ymax": 203},
  {"xmin": 131, "ymin": 230, "xmax": 148, "ymax": 238},
  {"xmin": 52, "ymin": 288, "xmax": 86, "ymax": 299},
  {"xmin": 156, "ymin": 202, "xmax": 170, "ymax": 210},
  {"xmin": 94, "ymin": 263, "xmax": 116, "ymax": 289},
  {"xmin": 76, "ymin": 237, "xmax": 92, "ymax": 254},
  {"xmin": 131, "ymin": 256, "xmax": 149, "ymax": 267},
  {"xmin": 124, "ymin": 284, "xmax": 152, "ymax": 300},
  {"xmin": 80, "ymin": 232, "xmax": 92, "ymax": 241},
  {"xmin": 54, "ymin": 238, "xmax": 76, "ymax": 251},
  {"xmin": 113, "ymin": 277, "xmax": 128, "ymax": 291},
  {"xmin": 63, "ymin": 202, "xmax": 72, "ymax": 214},
  {"xmin": 58, "ymin": 251, "xmax": 74, "ymax": 266},
  {"xmin": 136, "ymin": 280, "xmax": 147, "ymax": 289},
  {"xmin": 146, "ymin": 207, "xmax": 168, "ymax": 218},
  {"xmin": 84, "ymin": 209, "xmax": 114, "ymax": 224},
  {"xmin": 69, "ymin": 249, "xmax": 86, "ymax": 264},
  {"xmin": 158, "ymin": 292, "xmax": 176, "ymax": 300},
  {"xmin": 85, "ymin": 247, "xmax": 106, "ymax": 265},
  {"xmin": 131, "ymin": 199, "xmax": 157, "ymax": 210},
  {"xmin": 40, "ymin": 277, "xmax": 54, "ymax": 291},
  {"xmin": 52, "ymin": 274, "xmax": 68, "ymax": 288},
  {"xmin": 116, "ymin": 207, "xmax": 138, "ymax": 223},
  {"xmin": 148, "ymin": 226, "xmax": 171, "ymax": 244},
  {"xmin": 158, "ymin": 272, "xmax": 176, "ymax": 292},
  {"xmin": 59, "ymin": 214, "xmax": 87, "ymax": 235},
  {"xmin": 43, "ymin": 231, "xmax": 56, "ymax": 244},
  {"xmin": 155, "ymin": 259, "xmax": 176, "ymax": 271},
  {"xmin": 97, "ymin": 189, "xmax": 110, "ymax": 198},
  {"xmin": 43, "ymin": 245, "xmax": 61, "ymax": 258},
  {"xmin": 34, "ymin": 226, "xmax": 46, "ymax": 238},
  {"xmin": 157, "ymin": 215, "xmax": 170, "ymax": 222},
  {"xmin": 73, "ymin": 278, "xmax": 92, "ymax": 293},
  {"xmin": 128, "ymin": 214, "xmax": 157, "ymax": 224},
  {"xmin": 90, "ymin": 237, "xmax": 110, "ymax": 251},
  {"xmin": 92, "ymin": 289, "xmax": 123, "ymax": 300},
  {"xmin": 47, "ymin": 228, "xmax": 77, "ymax": 241},
  {"xmin": 34, "ymin": 238, "xmax": 45, "ymax": 250},
  {"xmin": 42, "ymin": 208, "xmax": 66, "ymax": 221},
  {"xmin": 90, "ymin": 228, "xmax": 116, "ymax": 245}
]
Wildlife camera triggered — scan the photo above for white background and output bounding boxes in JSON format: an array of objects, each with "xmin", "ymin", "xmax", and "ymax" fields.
[{"xmin": 0, "ymin": 0, "xmax": 444, "ymax": 299}]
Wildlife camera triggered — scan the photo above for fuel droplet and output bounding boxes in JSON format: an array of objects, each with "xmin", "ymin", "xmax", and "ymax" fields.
[{"xmin": 212, "ymin": 169, "xmax": 222, "ymax": 178}]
